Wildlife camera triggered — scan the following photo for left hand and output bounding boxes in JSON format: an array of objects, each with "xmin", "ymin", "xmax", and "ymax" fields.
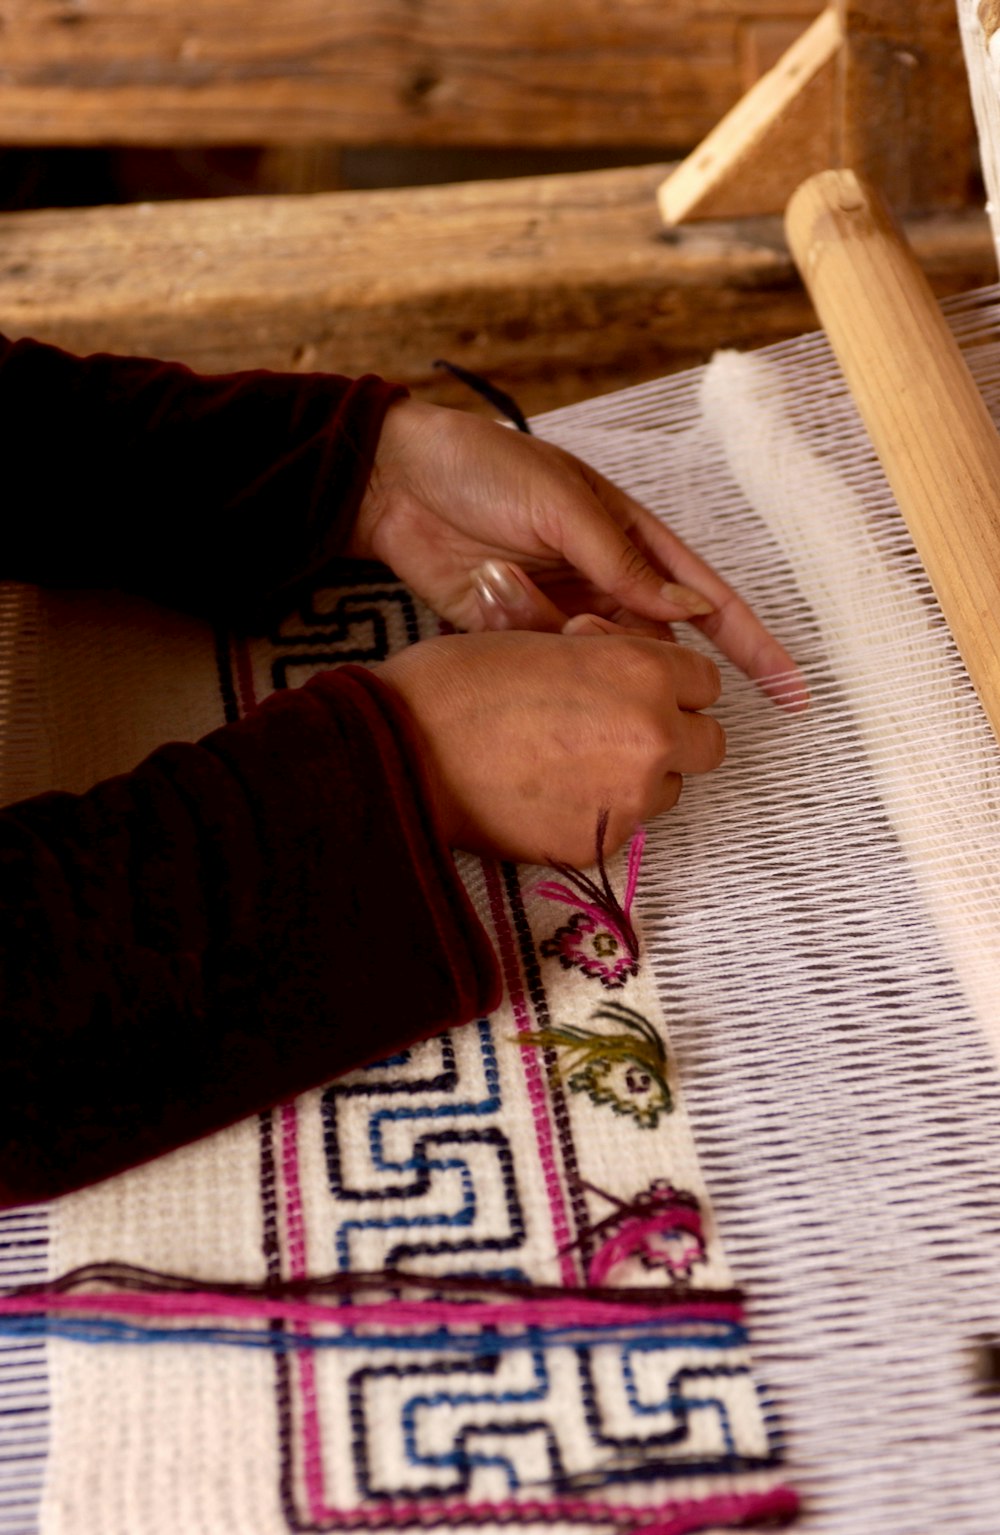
[{"xmin": 351, "ymin": 397, "xmax": 805, "ymax": 707}]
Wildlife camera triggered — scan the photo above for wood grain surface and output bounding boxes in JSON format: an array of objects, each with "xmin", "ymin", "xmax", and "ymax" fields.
[
  {"xmin": 0, "ymin": 0, "xmax": 826, "ymax": 145},
  {"xmin": 0, "ymin": 163, "xmax": 992, "ymax": 414}
]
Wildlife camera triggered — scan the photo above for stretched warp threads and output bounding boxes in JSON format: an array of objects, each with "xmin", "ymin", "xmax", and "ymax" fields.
[
  {"xmin": 525, "ymin": 309, "xmax": 1000, "ymax": 1534},
  {"xmin": 699, "ymin": 348, "xmax": 1000, "ymax": 1060}
]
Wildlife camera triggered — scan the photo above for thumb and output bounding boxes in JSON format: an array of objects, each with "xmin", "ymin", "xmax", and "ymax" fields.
[
  {"xmin": 470, "ymin": 558, "xmax": 566, "ymax": 632},
  {"xmin": 561, "ymin": 613, "xmax": 626, "ymax": 636}
]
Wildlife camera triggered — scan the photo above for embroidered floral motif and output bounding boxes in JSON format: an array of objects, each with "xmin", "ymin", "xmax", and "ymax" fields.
[
  {"xmin": 536, "ymin": 821, "xmax": 645, "ymax": 986},
  {"xmin": 518, "ymin": 1001, "xmax": 672, "ymax": 1129},
  {"xmin": 578, "ymin": 1179, "xmax": 708, "ymax": 1285},
  {"xmin": 539, "ymin": 910, "xmax": 639, "ymax": 989}
]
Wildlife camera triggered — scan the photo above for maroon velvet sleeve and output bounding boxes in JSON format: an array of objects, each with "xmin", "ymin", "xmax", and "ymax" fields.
[
  {"xmin": 0, "ymin": 333, "xmax": 406, "ymax": 620},
  {"xmin": 0, "ymin": 664, "xmax": 501, "ymax": 1205}
]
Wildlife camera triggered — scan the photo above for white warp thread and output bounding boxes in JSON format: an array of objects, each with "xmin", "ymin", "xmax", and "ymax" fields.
[
  {"xmin": 533, "ymin": 296, "xmax": 1000, "ymax": 1534},
  {"xmin": 700, "ymin": 346, "xmax": 1000, "ymax": 1057}
]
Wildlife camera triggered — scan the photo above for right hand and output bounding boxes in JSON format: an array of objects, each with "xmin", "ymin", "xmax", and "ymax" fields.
[{"xmin": 380, "ymin": 630, "xmax": 725, "ymax": 866}]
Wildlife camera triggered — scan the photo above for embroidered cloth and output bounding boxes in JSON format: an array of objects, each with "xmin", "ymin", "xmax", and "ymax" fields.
[{"xmin": 0, "ymin": 576, "xmax": 795, "ymax": 1535}]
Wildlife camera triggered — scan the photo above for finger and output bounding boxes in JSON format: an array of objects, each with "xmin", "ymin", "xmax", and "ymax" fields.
[
  {"xmin": 541, "ymin": 484, "xmax": 716, "ymax": 628},
  {"xmin": 653, "ymin": 773, "xmax": 683, "ymax": 818},
  {"xmin": 470, "ymin": 558, "xmax": 567, "ymax": 633},
  {"xmin": 664, "ymin": 644, "xmax": 723, "ymax": 712},
  {"xmin": 561, "ymin": 612, "xmax": 623, "ymax": 637},
  {"xmin": 561, "ymin": 612, "xmax": 666, "ymax": 638},
  {"xmin": 614, "ymin": 497, "xmax": 810, "ymax": 710},
  {"xmin": 670, "ymin": 708, "xmax": 727, "ymax": 775},
  {"xmin": 533, "ymin": 579, "xmax": 676, "ymax": 639},
  {"xmin": 695, "ymin": 595, "xmax": 810, "ymax": 712}
]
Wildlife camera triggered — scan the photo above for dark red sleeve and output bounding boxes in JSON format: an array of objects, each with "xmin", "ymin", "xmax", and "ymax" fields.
[
  {"xmin": 0, "ymin": 664, "xmax": 501, "ymax": 1205},
  {"xmin": 0, "ymin": 334, "xmax": 406, "ymax": 620}
]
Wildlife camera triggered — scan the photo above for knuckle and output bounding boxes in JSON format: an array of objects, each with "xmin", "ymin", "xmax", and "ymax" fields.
[
  {"xmin": 614, "ymin": 539, "xmax": 655, "ymax": 593},
  {"xmin": 662, "ymin": 773, "xmax": 683, "ymax": 812},
  {"xmin": 704, "ymin": 657, "xmax": 723, "ymax": 699},
  {"xmin": 706, "ymin": 715, "xmax": 727, "ymax": 766},
  {"xmin": 616, "ymin": 636, "xmax": 667, "ymax": 693}
]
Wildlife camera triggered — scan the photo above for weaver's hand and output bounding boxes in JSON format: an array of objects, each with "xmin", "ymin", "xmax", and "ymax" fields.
[
  {"xmin": 380, "ymin": 630, "xmax": 725, "ymax": 865},
  {"xmin": 353, "ymin": 397, "xmax": 805, "ymax": 708}
]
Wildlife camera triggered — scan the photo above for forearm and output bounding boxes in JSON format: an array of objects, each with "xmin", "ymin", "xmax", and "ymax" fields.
[
  {"xmin": 0, "ymin": 334, "xmax": 406, "ymax": 620},
  {"xmin": 0, "ymin": 663, "xmax": 498, "ymax": 1205}
]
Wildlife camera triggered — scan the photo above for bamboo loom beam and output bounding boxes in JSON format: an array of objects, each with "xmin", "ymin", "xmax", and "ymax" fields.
[
  {"xmin": 786, "ymin": 168, "xmax": 1000, "ymax": 743},
  {"xmin": 0, "ymin": 165, "xmax": 992, "ymax": 416}
]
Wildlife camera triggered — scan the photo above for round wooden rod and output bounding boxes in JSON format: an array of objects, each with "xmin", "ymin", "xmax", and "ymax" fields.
[{"xmin": 785, "ymin": 168, "xmax": 1000, "ymax": 745}]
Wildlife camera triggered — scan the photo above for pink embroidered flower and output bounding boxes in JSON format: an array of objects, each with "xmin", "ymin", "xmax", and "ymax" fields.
[
  {"xmin": 539, "ymin": 911, "xmax": 639, "ymax": 989},
  {"xmin": 536, "ymin": 825, "xmax": 645, "ymax": 989},
  {"xmin": 585, "ymin": 1180, "xmax": 707, "ymax": 1285}
]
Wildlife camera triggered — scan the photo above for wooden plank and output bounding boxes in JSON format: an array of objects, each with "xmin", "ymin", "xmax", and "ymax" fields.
[
  {"xmin": 0, "ymin": 165, "xmax": 991, "ymax": 415},
  {"xmin": 660, "ymin": 0, "xmax": 978, "ymax": 224},
  {"xmin": 659, "ymin": 6, "xmax": 841, "ymax": 223},
  {"xmin": 839, "ymin": 0, "xmax": 980, "ymax": 210},
  {"xmin": 0, "ymin": 0, "xmax": 824, "ymax": 146}
]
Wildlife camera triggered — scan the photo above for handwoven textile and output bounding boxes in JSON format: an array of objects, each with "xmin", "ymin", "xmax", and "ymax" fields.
[
  {"xmin": 0, "ymin": 573, "xmax": 793, "ymax": 1531},
  {"xmin": 8, "ymin": 288, "xmax": 1000, "ymax": 1533}
]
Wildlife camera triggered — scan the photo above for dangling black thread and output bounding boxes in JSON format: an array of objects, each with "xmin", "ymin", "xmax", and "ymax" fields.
[
  {"xmin": 433, "ymin": 359, "xmax": 533, "ymax": 434},
  {"xmin": 544, "ymin": 807, "xmax": 640, "ymax": 961},
  {"xmin": 0, "ymin": 1257, "xmax": 743, "ymax": 1309}
]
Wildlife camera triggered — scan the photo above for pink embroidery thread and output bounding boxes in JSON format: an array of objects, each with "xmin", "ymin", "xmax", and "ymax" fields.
[
  {"xmin": 537, "ymin": 826, "xmax": 646, "ymax": 988},
  {"xmin": 0, "ymin": 1290, "xmax": 744, "ymax": 1330},
  {"xmin": 589, "ymin": 1210, "xmax": 706, "ymax": 1286},
  {"xmin": 582, "ymin": 1181, "xmax": 708, "ymax": 1286}
]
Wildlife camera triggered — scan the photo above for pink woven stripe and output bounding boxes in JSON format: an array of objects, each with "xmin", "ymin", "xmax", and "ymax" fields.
[
  {"xmin": 277, "ymin": 1099, "xmax": 328, "ymax": 1519},
  {"xmin": 0, "ymin": 1290, "xmax": 743, "ymax": 1329},
  {"xmin": 280, "ymin": 1101, "xmax": 309, "ymax": 1281},
  {"xmin": 195, "ymin": 1485, "xmax": 799, "ymax": 1530}
]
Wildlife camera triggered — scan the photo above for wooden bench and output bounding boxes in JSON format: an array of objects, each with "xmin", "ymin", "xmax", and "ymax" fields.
[{"xmin": 0, "ymin": 0, "xmax": 991, "ymax": 411}]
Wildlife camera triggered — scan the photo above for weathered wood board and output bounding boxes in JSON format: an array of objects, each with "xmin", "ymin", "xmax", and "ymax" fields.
[
  {"xmin": 840, "ymin": 0, "xmax": 979, "ymax": 209},
  {"xmin": 0, "ymin": 0, "xmax": 826, "ymax": 146},
  {"xmin": 0, "ymin": 164, "xmax": 991, "ymax": 414},
  {"xmin": 661, "ymin": 0, "xmax": 979, "ymax": 223}
]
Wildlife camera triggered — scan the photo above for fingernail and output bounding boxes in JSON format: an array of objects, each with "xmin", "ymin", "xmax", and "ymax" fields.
[
  {"xmin": 562, "ymin": 613, "xmax": 615, "ymax": 636},
  {"xmin": 471, "ymin": 571, "xmax": 513, "ymax": 628},
  {"xmin": 472, "ymin": 558, "xmax": 531, "ymax": 611},
  {"xmin": 661, "ymin": 581, "xmax": 715, "ymax": 617},
  {"xmin": 472, "ymin": 559, "xmax": 534, "ymax": 629},
  {"xmin": 472, "ymin": 559, "xmax": 550, "ymax": 628}
]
